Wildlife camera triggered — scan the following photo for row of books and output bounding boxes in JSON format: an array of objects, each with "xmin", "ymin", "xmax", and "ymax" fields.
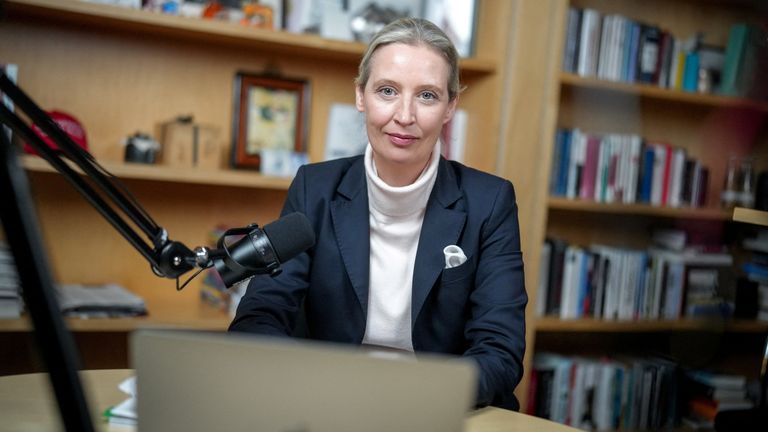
[
  {"xmin": 562, "ymin": 8, "xmax": 767, "ymax": 99},
  {"xmin": 536, "ymin": 238, "xmax": 734, "ymax": 321},
  {"xmin": 529, "ymin": 354, "xmax": 679, "ymax": 430},
  {"xmin": 549, "ymin": 128, "xmax": 710, "ymax": 208},
  {"xmin": 0, "ymin": 241, "xmax": 23, "ymax": 319},
  {"xmin": 529, "ymin": 353, "xmax": 754, "ymax": 431}
]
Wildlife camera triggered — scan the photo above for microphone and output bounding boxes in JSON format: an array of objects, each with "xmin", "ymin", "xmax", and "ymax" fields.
[{"xmin": 205, "ymin": 212, "xmax": 315, "ymax": 288}]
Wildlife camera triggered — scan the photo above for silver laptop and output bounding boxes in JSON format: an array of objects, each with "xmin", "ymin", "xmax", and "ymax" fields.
[{"xmin": 131, "ymin": 330, "xmax": 477, "ymax": 432}]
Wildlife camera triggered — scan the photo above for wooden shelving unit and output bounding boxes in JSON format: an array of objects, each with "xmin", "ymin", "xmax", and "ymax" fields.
[
  {"xmin": 561, "ymin": 72, "xmax": 768, "ymax": 112},
  {"xmin": 3, "ymin": 0, "xmax": 496, "ymax": 75},
  {"xmin": 535, "ymin": 317, "xmax": 768, "ymax": 333},
  {"xmin": 21, "ymin": 155, "xmax": 292, "ymax": 190},
  {"xmin": 520, "ymin": 0, "xmax": 768, "ymax": 426},
  {"xmin": 548, "ymin": 197, "xmax": 732, "ymax": 220},
  {"xmin": 0, "ymin": 302, "xmax": 231, "ymax": 332}
]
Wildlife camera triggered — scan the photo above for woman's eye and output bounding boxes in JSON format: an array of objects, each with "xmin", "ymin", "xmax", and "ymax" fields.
[
  {"xmin": 420, "ymin": 91, "xmax": 438, "ymax": 101},
  {"xmin": 378, "ymin": 87, "xmax": 396, "ymax": 96}
]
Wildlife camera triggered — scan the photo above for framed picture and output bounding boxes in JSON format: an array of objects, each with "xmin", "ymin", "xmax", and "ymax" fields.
[{"xmin": 231, "ymin": 72, "xmax": 310, "ymax": 171}]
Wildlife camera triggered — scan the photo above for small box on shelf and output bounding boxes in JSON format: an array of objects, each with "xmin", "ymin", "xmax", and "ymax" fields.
[{"xmin": 160, "ymin": 117, "xmax": 222, "ymax": 170}]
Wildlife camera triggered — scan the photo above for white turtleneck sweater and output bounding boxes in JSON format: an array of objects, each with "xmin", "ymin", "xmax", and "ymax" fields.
[{"xmin": 361, "ymin": 142, "xmax": 440, "ymax": 352}]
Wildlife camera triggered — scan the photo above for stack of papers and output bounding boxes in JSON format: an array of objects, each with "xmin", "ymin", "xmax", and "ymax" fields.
[
  {"xmin": 57, "ymin": 283, "xmax": 146, "ymax": 318},
  {"xmin": 103, "ymin": 376, "xmax": 137, "ymax": 426},
  {"xmin": 0, "ymin": 241, "xmax": 23, "ymax": 318}
]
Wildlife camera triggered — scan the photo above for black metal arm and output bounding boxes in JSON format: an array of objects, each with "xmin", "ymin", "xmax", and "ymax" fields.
[{"xmin": 0, "ymin": 73, "xmax": 196, "ymax": 279}]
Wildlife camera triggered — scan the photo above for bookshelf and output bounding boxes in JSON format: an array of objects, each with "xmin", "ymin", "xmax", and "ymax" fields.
[
  {"xmin": 21, "ymin": 155, "xmax": 293, "ymax": 190},
  {"xmin": 561, "ymin": 72, "xmax": 768, "ymax": 112},
  {"xmin": 520, "ymin": 0, "xmax": 768, "ymax": 427},
  {"xmin": 535, "ymin": 317, "xmax": 768, "ymax": 334},
  {"xmin": 549, "ymin": 196, "xmax": 733, "ymax": 220}
]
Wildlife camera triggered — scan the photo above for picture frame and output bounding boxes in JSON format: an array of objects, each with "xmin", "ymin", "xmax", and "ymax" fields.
[{"xmin": 231, "ymin": 72, "xmax": 310, "ymax": 171}]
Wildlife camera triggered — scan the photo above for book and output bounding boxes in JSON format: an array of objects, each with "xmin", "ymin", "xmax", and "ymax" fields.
[
  {"xmin": 650, "ymin": 143, "xmax": 668, "ymax": 206},
  {"xmin": 536, "ymin": 241, "xmax": 552, "ymax": 317},
  {"xmin": 597, "ymin": 14, "xmax": 614, "ymax": 80},
  {"xmin": 557, "ymin": 129, "xmax": 573, "ymax": 197},
  {"xmin": 562, "ymin": 7, "xmax": 583, "ymax": 73},
  {"xmin": 577, "ymin": 9, "xmax": 602, "ymax": 77},
  {"xmin": 626, "ymin": 21, "xmax": 641, "ymax": 83},
  {"xmin": 682, "ymin": 51, "xmax": 700, "ymax": 92},
  {"xmin": 719, "ymin": 24, "xmax": 750, "ymax": 96},
  {"xmin": 637, "ymin": 24, "xmax": 661, "ymax": 83},
  {"xmin": 655, "ymin": 31, "xmax": 674, "ymax": 87},
  {"xmin": 637, "ymin": 145, "xmax": 655, "ymax": 203},
  {"xmin": 545, "ymin": 238, "xmax": 568, "ymax": 316},
  {"xmin": 549, "ymin": 129, "xmax": 566, "ymax": 196},
  {"xmin": 579, "ymin": 135, "xmax": 601, "ymax": 200},
  {"xmin": 667, "ymin": 147, "xmax": 687, "ymax": 208}
]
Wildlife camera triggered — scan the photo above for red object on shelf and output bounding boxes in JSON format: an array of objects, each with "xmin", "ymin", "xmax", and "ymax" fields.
[{"xmin": 23, "ymin": 110, "xmax": 89, "ymax": 155}]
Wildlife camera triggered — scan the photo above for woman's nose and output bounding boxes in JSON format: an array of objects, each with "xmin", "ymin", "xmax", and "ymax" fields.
[{"xmin": 395, "ymin": 98, "xmax": 415, "ymax": 124}]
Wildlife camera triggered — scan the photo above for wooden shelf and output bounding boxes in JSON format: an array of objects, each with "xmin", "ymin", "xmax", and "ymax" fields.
[
  {"xmin": 0, "ymin": 302, "xmax": 232, "ymax": 333},
  {"xmin": 548, "ymin": 197, "xmax": 732, "ymax": 220},
  {"xmin": 733, "ymin": 207, "xmax": 768, "ymax": 226},
  {"xmin": 4, "ymin": 0, "xmax": 496, "ymax": 76},
  {"xmin": 21, "ymin": 155, "xmax": 292, "ymax": 190},
  {"xmin": 560, "ymin": 72, "xmax": 768, "ymax": 112},
  {"xmin": 535, "ymin": 317, "xmax": 768, "ymax": 333}
]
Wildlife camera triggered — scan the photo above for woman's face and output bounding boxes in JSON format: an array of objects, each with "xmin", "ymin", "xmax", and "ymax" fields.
[{"xmin": 356, "ymin": 42, "xmax": 456, "ymax": 186}]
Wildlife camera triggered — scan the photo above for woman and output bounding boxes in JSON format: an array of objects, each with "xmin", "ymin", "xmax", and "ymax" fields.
[{"xmin": 230, "ymin": 17, "xmax": 527, "ymax": 410}]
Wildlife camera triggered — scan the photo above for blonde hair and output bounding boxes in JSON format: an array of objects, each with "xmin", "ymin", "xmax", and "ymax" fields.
[{"xmin": 354, "ymin": 18, "xmax": 463, "ymax": 101}]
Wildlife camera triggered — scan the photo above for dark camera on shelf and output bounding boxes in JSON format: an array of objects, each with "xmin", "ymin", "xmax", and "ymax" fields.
[{"xmin": 123, "ymin": 132, "xmax": 160, "ymax": 164}]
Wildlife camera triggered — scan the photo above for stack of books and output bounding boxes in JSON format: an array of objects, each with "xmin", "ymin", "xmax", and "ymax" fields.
[
  {"xmin": 102, "ymin": 375, "xmax": 137, "ymax": 427},
  {"xmin": 57, "ymin": 283, "xmax": 146, "ymax": 318},
  {"xmin": 0, "ymin": 241, "xmax": 23, "ymax": 319},
  {"xmin": 684, "ymin": 371, "xmax": 753, "ymax": 429}
]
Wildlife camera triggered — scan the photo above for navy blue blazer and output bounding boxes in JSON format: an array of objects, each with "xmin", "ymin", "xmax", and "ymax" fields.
[{"xmin": 230, "ymin": 155, "xmax": 527, "ymax": 410}]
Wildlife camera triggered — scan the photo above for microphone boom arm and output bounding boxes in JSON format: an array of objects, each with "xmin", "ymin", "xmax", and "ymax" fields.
[{"xmin": 0, "ymin": 72, "xmax": 196, "ymax": 279}]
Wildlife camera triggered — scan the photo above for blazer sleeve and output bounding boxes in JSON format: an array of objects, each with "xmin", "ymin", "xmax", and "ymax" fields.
[
  {"xmin": 464, "ymin": 180, "xmax": 527, "ymax": 410},
  {"xmin": 228, "ymin": 165, "xmax": 312, "ymax": 336}
]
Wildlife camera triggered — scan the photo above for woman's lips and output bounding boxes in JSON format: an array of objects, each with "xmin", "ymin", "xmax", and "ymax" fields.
[{"xmin": 387, "ymin": 133, "xmax": 417, "ymax": 147}]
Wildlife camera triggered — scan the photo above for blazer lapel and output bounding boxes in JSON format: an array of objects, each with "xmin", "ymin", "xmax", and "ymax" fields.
[
  {"xmin": 412, "ymin": 158, "xmax": 466, "ymax": 323},
  {"xmin": 330, "ymin": 159, "xmax": 371, "ymax": 315}
]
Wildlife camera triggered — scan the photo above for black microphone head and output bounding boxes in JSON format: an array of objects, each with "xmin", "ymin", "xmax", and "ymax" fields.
[{"xmin": 263, "ymin": 212, "xmax": 315, "ymax": 263}]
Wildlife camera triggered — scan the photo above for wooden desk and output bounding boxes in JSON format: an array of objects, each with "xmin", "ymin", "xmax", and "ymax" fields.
[{"xmin": 0, "ymin": 370, "xmax": 579, "ymax": 431}]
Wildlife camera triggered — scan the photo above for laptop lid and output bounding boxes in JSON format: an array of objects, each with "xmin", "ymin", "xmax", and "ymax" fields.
[{"xmin": 131, "ymin": 330, "xmax": 477, "ymax": 432}]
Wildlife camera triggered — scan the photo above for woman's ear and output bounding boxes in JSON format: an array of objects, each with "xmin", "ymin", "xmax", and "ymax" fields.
[
  {"xmin": 443, "ymin": 97, "xmax": 458, "ymax": 124},
  {"xmin": 355, "ymin": 85, "xmax": 365, "ymax": 112}
]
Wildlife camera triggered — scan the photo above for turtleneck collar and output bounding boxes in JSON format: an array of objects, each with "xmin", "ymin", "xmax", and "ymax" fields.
[{"xmin": 364, "ymin": 141, "xmax": 440, "ymax": 218}]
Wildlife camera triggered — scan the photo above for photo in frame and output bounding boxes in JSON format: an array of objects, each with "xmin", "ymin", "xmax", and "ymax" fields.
[{"xmin": 231, "ymin": 72, "xmax": 310, "ymax": 174}]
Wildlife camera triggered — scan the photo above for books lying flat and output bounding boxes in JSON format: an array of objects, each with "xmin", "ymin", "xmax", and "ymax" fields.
[{"xmin": 57, "ymin": 283, "xmax": 146, "ymax": 318}]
